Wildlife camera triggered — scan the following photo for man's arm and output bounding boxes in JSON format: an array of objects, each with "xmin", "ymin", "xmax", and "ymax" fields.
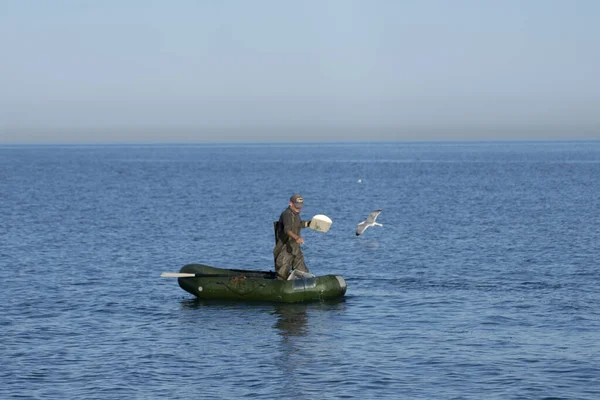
[
  {"xmin": 281, "ymin": 212, "xmax": 302, "ymax": 242},
  {"xmin": 282, "ymin": 212, "xmax": 304, "ymax": 244},
  {"xmin": 286, "ymin": 229, "xmax": 302, "ymax": 242}
]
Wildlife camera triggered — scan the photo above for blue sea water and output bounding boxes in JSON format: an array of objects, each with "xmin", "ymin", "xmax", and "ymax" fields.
[{"xmin": 1, "ymin": 141, "xmax": 599, "ymax": 399}]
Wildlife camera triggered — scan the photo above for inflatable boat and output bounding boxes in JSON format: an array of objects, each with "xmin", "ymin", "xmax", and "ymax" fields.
[{"xmin": 172, "ymin": 263, "xmax": 347, "ymax": 303}]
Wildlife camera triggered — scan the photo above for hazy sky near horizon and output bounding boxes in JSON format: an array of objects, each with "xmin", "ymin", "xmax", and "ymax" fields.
[{"xmin": 1, "ymin": 0, "xmax": 599, "ymax": 143}]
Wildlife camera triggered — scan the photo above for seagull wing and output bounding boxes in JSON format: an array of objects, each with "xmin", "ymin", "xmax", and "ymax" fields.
[
  {"xmin": 356, "ymin": 221, "xmax": 369, "ymax": 236},
  {"xmin": 366, "ymin": 209, "xmax": 382, "ymax": 224}
]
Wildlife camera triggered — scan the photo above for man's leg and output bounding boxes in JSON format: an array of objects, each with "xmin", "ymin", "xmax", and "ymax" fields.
[
  {"xmin": 291, "ymin": 248, "xmax": 309, "ymax": 273},
  {"xmin": 275, "ymin": 250, "xmax": 293, "ymax": 280}
]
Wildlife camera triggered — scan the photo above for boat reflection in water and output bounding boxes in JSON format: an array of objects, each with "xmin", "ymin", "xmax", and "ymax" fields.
[
  {"xmin": 271, "ymin": 299, "xmax": 347, "ymax": 339},
  {"xmin": 178, "ymin": 298, "xmax": 346, "ymax": 341},
  {"xmin": 272, "ymin": 304, "xmax": 310, "ymax": 337}
]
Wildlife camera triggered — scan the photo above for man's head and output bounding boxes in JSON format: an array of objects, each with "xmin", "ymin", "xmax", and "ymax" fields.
[{"xmin": 290, "ymin": 194, "xmax": 304, "ymax": 211}]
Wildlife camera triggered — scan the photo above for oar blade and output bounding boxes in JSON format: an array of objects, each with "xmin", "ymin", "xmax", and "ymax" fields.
[{"xmin": 161, "ymin": 272, "xmax": 196, "ymax": 278}]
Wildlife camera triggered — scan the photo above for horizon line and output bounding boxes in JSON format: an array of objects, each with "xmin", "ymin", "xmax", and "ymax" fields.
[{"xmin": 2, "ymin": 138, "xmax": 600, "ymax": 147}]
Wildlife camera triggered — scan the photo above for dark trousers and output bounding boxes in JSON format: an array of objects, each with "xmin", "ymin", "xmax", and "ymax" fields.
[{"xmin": 273, "ymin": 241, "xmax": 309, "ymax": 280}]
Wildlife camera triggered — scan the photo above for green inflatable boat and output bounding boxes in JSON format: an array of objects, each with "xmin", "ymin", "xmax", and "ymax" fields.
[{"xmin": 173, "ymin": 264, "xmax": 347, "ymax": 303}]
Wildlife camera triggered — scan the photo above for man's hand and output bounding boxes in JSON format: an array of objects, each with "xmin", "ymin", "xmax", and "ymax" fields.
[{"xmin": 295, "ymin": 237, "xmax": 304, "ymax": 245}]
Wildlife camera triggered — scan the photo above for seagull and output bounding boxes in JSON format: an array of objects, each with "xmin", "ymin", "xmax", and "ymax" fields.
[{"xmin": 356, "ymin": 210, "xmax": 383, "ymax": 236}]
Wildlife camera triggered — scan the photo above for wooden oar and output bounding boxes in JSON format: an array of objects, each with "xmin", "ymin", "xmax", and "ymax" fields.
[
  {"xmin": 161, "ymin": 272, "xmax": 248, "ymax": 278},
  {"xmin": 161, "ymin": 271, "xmax": 276, "ymax": 278},
  {"xmin": 161, "ymin": 272, "xmax": 200, "ymax": 278}
]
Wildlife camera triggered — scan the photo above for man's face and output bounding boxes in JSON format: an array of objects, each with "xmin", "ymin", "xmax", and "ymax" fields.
[{"xmin": 291, "ymin": 202, "xmax": 302, "ymax": 212}]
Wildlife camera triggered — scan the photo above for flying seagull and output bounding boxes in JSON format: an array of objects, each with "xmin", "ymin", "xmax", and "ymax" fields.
[{"xmin": 356, "ymin": 210, "xmax": 383, "ymax": 236}]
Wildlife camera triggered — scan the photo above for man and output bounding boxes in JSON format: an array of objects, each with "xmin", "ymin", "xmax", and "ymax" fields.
[{"xmin": 273, "ymin": 194, "xmax": 311, "ymax": 280}]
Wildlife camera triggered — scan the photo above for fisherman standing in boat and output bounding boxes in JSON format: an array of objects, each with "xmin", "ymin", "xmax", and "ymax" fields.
[{"xmin": 274, "ymin": 194, "xmax": 311, "ymax": 280}]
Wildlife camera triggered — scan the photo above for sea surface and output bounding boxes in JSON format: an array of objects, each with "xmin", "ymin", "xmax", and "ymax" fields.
[{"xmin": 1, "ymin": 141, "xmax": 599, "ymax": 399}]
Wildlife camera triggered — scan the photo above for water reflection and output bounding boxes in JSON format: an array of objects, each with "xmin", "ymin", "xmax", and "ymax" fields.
[
  {"xmin": 272, "ymin": 304, "xmax": 309, "ymax": 338},
  {"xmin": 177, "ymin": 298, "xmax": 346, "ymax": 343},
  {"xmin": 179, "ymin": 298, "xmax": 346, "ymax": 341},
  {"xmin": 271, "ymin": 299, "xmax": 347, "ymax": 395},
  {"xmin": 271, "ymin": 299, "xmax": 347, "ymax": 339}
]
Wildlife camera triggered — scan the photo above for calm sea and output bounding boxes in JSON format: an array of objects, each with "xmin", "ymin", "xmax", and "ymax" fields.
[{"xmin": 1, "ymin": 141, "xmax": 599, "ymax": 399}]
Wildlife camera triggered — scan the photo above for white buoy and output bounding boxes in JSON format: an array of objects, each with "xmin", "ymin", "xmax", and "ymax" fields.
[{"xmin": 309, "ymin": 214, "xmax": 333, "ymax": 232}]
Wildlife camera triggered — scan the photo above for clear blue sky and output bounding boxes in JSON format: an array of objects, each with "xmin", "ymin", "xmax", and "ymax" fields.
[{"xmin": 1, "ymin": 0, "xmax": 599, "ymax": 143}]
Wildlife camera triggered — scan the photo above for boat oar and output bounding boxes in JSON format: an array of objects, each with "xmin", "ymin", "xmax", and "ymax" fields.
[
  {"xmin": 161, "ymin": 272, "xmax": 236, "ymax": 278},
  {"xmin": 161, "ymin": 271, "xmax": 276, "ymax": 279},
  {"xmin": 161, "ymin": 272, "xmax": 198, "ymax": 278}
]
